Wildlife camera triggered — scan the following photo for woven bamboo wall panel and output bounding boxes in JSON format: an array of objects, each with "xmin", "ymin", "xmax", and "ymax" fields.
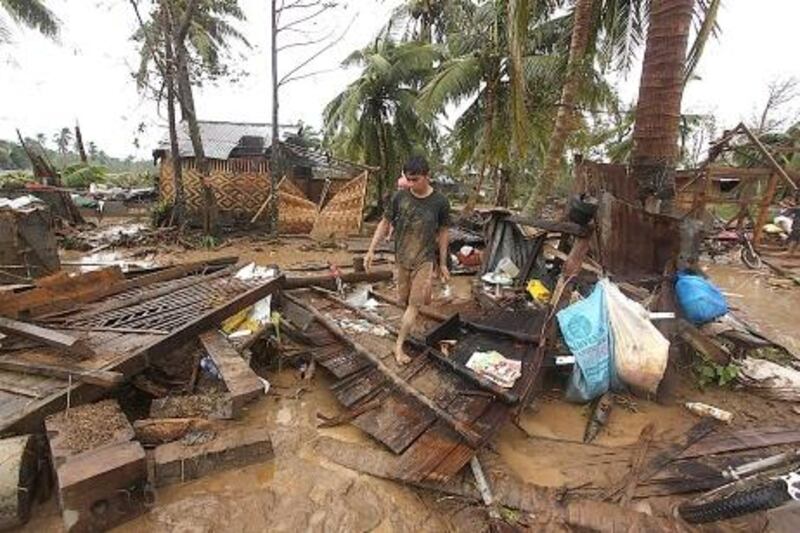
[
  {"xmin": 278, "ymin": 183, "xmax": 317, "ymax": 234},
  {"xmin": 311, "ymin": 172, "xmax": 368, "ymax": 240},
  {"xmin": 160, "ymin": 158, "xmax": 271, "ymax": 220}
]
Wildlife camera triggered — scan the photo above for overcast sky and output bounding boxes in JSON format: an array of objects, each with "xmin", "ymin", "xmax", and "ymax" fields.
[{"xmin": 1, "ymin": 0, "xmax": 799, "ymax": 160}]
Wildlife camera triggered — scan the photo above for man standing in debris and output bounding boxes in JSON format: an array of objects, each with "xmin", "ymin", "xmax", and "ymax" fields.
[{"xmin": 365, "ymin": 156, "xmax": 450, "ymax": 365}]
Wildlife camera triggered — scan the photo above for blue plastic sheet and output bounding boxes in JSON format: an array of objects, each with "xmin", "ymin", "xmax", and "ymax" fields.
[
  {"xmin": 557, "ymin": 283, "xmax": 618, "ymax": 402},
  {"xmin": 675, "ymin": 271, "xmax": 728, "ymax": 325}
]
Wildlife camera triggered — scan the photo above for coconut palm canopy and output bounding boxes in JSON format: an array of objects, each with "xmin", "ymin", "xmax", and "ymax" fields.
[{"xmin": 0, "ymin": 0, "xmax": 59, "ymax": 42}]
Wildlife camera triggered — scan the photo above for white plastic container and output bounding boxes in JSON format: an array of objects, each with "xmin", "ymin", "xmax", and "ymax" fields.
[
  {"xmin": 685, "ymin": 401, "xmax": 733, "ymax": 423},
  {"xmin": 496, "ymin": 257, "xmax": 520, "ymax": 279}
]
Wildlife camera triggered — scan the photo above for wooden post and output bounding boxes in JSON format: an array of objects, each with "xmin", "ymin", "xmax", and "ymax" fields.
[{"xmin": 753, "ymin": 173, "xmax": 780, "ymax": 248}]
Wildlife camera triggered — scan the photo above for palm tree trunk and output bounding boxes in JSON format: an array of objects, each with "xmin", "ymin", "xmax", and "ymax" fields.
[
  {"xmin": 522, "ymin": 0, "xmax": 594, "ymax": 216},
  {"xmin": 162, "ymin": 15, "xmax": 184, "ymax": 225},
  {"xmin": 376, "ymin": 121, "xmax": 388, "ymax": 211},
  {"xmin": 170, "ymin": 5, "xmax": 217, "ymax": 235},
  {"xmin": 630, "ymin": 0, "xmax": 693, "ymax": 212},
  {"xmin": 464, "ymin": 74, "xmax": 496, "ymax": 214}
]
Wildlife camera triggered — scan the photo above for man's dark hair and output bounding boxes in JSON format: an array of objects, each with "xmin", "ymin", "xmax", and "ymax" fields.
[{"xmin": 403, "ymin": 156, "xmax": 430, "ymax": 176}]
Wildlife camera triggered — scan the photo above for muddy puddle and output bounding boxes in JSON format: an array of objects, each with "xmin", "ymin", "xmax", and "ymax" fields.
[
  {"xmin": 494, "ymin": 395, "xmax": 694, "ymax": 490},
  {"xmin": 705, "ymin": 263, "xmax": 800, "ymax": 356}
]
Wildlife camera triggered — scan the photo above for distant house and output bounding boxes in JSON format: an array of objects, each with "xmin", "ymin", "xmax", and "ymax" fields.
[{"xmin": 153, "ymin": 120, "xmax": 371, "ymax": 225}]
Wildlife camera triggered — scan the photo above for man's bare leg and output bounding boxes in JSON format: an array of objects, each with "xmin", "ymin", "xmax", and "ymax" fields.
[{"xmin": 394, "ymin": 304, "xmax": 418, "ymax": 365}]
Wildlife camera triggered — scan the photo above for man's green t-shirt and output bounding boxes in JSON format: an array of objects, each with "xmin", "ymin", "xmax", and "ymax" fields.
[{"xmin": 385, "ymin": 189, "xmax": 451, "ymax": 269}]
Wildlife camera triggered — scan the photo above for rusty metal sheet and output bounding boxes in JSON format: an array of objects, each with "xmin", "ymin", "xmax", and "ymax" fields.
[{"xmin": 597, "ymin": 193, "xmax": 681, "ymax": 278}]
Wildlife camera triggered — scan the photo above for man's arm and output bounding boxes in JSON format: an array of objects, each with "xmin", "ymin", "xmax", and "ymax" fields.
[{"xmin": 365, "ymin": 218, "xmax": 390, "ymax": 272}]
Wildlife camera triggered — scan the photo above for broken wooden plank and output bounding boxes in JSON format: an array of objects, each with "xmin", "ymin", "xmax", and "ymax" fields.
[
  {"xmin": 679, "ymin": 319, "xmax": 730, "ymax": 365},
  {"xmin": 507, "ymin": 215, "xmax": 590, "ymax": 237},
  {"xmin": 0, "ymin": 317, "xmax": 93, "ymax": 357},
  {"xmin": 283, "ymin": 270, "xmax": 392, "ymax": 290},
  {"xmin": 309, "ymin": 288, "xmax": 520, "ymax": 404},
  {"xmin": 283, "ymin": 292, "xmax": 485, "ymax": 447},
  {"xmin": 0, "ymin": 359, "xmax": 123, "ymax": 388},
  {"xmin": 0, "ymin": 267, "xmax": 126, "ymax": 319},
  {"xmin": 56, "ymin": 441, "xmax": 147, "ymax": 532},
  {"xmin": 680, "ymin": 426, "xmax": 800, "ymax": 459},
  {"xmin": 152, "ymin": 426, "xmax": 273, "ymax": 487},
  {"xmin": 199, "ymin": 330, "xmax": 264, "ymax": 417}
]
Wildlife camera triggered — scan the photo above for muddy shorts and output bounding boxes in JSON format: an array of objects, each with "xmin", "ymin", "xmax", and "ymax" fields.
[{"xmin": 397, "ymin": 262, "xmax": 433, "ymax": 307}]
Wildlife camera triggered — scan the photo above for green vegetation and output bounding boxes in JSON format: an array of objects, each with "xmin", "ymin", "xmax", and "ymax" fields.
[
  {"xmin": 0, "ymin": 132, "xmax": 155, "ymax": 189},
  {"xmin": 693, "ymin": 355, "xmax": 739, "ymax": 389}
]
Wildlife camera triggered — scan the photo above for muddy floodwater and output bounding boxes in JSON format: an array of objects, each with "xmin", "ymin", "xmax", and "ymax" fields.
[{"xmin": 705, "ymin": 263, "xmax": 800, "ymax": 357}]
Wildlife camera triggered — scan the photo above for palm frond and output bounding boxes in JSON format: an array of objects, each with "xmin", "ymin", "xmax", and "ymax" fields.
[
  {"xmin": 1, "ymin": 0, "xmax": 59, "ymax": 38},
  {"xmin": 684, "ymin": 0, "xmax": 722, "ymax": 85}
]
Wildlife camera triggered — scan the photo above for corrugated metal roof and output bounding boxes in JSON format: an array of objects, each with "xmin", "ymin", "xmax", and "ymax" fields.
[{"xmin": 156, "ymin": 121, "xmax": 297, "ymax": 160}]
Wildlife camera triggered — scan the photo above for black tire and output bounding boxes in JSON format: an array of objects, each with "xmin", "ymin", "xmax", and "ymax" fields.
[
  {"xmin": 740, "ymin": 247, "xmax": 762, "ymax": 269},
  {"xmin": 678, "ymin": 479, "xmax": 791, "ymax": 524}
]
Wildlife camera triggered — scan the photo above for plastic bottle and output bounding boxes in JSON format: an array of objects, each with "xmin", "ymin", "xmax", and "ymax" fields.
[{"xmin": 685, "ymin": 401, "xmax": 733, "ymax": 423}]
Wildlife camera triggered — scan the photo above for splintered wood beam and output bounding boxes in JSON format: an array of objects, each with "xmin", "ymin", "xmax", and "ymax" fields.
[
  {"xmin": 0, "ymin": 317, "xmax": 94, "ymax": 357},
  {"xmin": 199, "ymin": 330, "xmax": 264, "ymax": 416},
  {"xmin": 738, "ymin": 123, "xmax": 797, "ymax": 190},
  {"xmin": 283, "ymin": 293, "xmax": 484, "ymax": 447},
  {"xmin": 0, "ymin": 359, "xmax": 123, "ymax": 388}
]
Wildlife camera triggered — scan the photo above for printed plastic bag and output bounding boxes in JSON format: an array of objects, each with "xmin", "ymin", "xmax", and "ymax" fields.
[
  {"xmin": 675, "ymin": 271, "xmax": 728, "ymax": 325},
  {"xmin": 557, "ymin": 283, "xmax": 617, "ymax": 402},
  {"xmin": 603, "ymin": 280, "xmax": 669, "ymax": 396}
]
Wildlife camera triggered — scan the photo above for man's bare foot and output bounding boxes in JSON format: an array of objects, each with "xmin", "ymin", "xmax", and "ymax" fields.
[{"xmin": 394, "ymin": 349, "xmax": 412, "ymax": 365}]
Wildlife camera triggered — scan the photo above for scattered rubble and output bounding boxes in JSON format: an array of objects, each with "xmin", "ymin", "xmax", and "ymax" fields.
[{"xmin": 1, "ymin": 171, "xmax": 799, "ymax": 531}]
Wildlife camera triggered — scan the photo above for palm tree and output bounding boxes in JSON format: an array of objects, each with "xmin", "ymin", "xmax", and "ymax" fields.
[
  {"xmin": 386, "ymin": 0, "xmax": 472, "ymax": 44},
  {"xmin": 53, "ymin": 127, "xmax": 72, "ymax": 167},
  {"xmin": 420, "ymin": 2, "xmax": 601, "ymax": 212},
  {"xmin": 35, "ymin": 133, "xmax": 47, "ymax": 150},
  {"xmin": 521, "ymin": 0, "xmax": 653, "ymax": 215},
  {"xmin": 630, "ymin": 0, "xmax": 694, "ymax": 210},
  {"xmin": 87, "ymin": 141, "xmax": 99, "ymax": 160},
  {"xmin": 324, "ymin": 39, "xmax": 440, "ymax": 204},
  {"xmin": 0, "ymin": 0, "xmax": 59, "ymax": 42}
]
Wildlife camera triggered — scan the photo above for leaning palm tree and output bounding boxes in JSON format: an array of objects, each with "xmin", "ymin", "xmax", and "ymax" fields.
[
  {"xmin": 324, "ymin": 39, "xmax": 440, "ymax": 204},
  {"xmin": 0, "ymin": 0, "xmax": 59, "ymax": 42}
]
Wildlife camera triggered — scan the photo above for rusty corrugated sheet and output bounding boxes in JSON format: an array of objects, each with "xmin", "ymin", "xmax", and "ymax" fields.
[
  {"xmin": 578, "ymin": 161, "xmax": 638, "ymax": 204},
  {"xmin": 597, "ymin": 193, "xmax": 680, "ymax": 278}
]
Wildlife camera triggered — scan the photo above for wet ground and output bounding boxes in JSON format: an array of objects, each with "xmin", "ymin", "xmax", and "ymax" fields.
[
  {"xmin": 22, "ymin": 221, "xmax": 800, "ymax": 531},
  {"xmin": 705, "ymin": 262, "xmax": 800, "ymax": 357}
]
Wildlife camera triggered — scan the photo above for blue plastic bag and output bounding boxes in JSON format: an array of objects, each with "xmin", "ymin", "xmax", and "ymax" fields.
[
  {"xmin": 557, "ymin": 283, "xmax": 618, "ymax": 402},
  {"xmin": 675, "ymin": 271, "xmax": 728, "ymax": 325}
]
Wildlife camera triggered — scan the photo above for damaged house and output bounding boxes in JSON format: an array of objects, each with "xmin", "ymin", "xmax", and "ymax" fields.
[{"xmin": 153, "ymin": 120, "xmax": 373, "ymax": 231}]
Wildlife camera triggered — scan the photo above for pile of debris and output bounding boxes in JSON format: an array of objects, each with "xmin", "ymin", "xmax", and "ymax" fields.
[{"xmin": 1, "ymin": 182, "xmax": 800, "ymax": 530}]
